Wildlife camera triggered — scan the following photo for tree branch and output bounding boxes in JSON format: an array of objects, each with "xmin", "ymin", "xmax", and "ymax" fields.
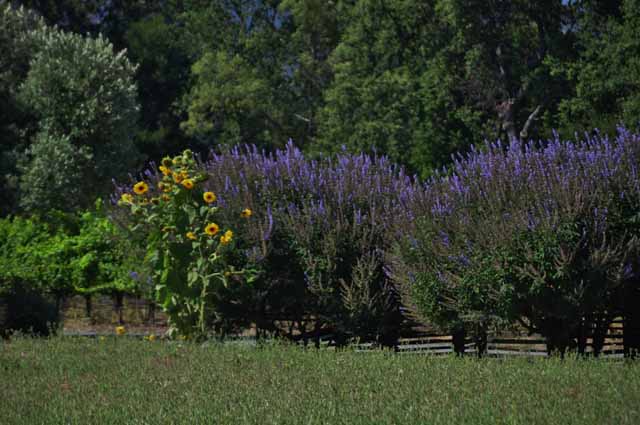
[{"xmin": 519, "ymin": 105, "xmax": 542, "ymax": 140}]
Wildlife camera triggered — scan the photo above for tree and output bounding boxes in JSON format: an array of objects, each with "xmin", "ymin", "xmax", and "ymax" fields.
[
  {"xmin": 317, "ymin": 0, "xmax": 574, "ymax": 177},
  {"xmin": 0, "ymin": 4, "xmax": 45, "ymax": 215},
  {"xmin": 18, "ymin": 26, "xmax": 139, "ymax": 211},
  {"xmin": 558, "ymin": 0, "xmax": 640, "ymax": 135},
  {"xmin": 316, "ymin": 1, "xmax": 472, "ymax": 176}
]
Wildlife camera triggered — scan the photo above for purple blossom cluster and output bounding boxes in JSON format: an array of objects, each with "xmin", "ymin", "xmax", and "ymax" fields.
[
  {"xmin": 423, "ymin": 127, "xmax": 640, "ymax": 236},
  {"xmin": 390, "ymin": 127, "xmax": 640, "ymax": 354}
]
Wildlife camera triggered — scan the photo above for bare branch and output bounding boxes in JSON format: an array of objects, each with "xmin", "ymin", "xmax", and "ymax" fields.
[{"xmin": 519, "ymin": 105, "xmax": 542, "ymax": 140}]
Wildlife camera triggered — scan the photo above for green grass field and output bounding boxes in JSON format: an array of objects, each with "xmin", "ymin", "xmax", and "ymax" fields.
[{"xmin": 1, "ymin": 337, "xmax": 639, "ymax": 424}]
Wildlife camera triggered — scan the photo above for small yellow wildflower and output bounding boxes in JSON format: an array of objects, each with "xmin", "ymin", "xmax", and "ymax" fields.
[
  {"xmin": 241, "ymin": 208, "xmax": 252, "ymax": 218},
  {"xmin": 159, "ymin": 165, "xmax": 172, "ymax": 176},
  {"xmin": 220, "ymin": 229, "xmax": 233, "ymax": 245},
  {"xmin": 147, "ymin": 334, "xmax": 157, "ymax": 342},
  {"xmin": 133, "ymin": 181, "xmax": 148, "ymax": 195},
  {"xmin": 205, "ymin": 223, "xmax": 220, "ymax": 236},
  {"xmin": 186, "ymin": 231, "xmax": 197, "ymax": 240},
  {"xmin": 181, "ymin": 179, "xmax": 194, "ymax": 190},
  {"xmin": 203, "ymin": 191, "xmax": 216, "ymax": 204},
  {"xmin": 120, "ymin": 193, "xmax": 133, "ymax": 204},
  {"xmin": 115, "ymin": 326, "xmax": 126, "ymax": 336}
]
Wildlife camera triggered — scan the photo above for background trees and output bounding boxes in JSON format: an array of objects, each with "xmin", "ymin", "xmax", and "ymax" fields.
[{"xmin": 5, "ymin": 0, "xmax": 639, "ymax": 205}]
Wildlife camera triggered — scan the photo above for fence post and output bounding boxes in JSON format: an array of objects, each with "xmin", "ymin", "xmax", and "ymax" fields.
[{"xmin": 624, "ymin": 282, "xmax": 640, "ymax": 358}]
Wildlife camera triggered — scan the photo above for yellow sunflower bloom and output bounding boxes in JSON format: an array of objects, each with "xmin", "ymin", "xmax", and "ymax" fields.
[
  {"xmin": 205, "ymin": 223, "xmax": 220, "ymax": 236},
  {"xmin": 159, "ymin": 165, "xmax": 172, "ymax": 176},
  {"xmin": 220, "ymin": 229, "xmax": 233, "ymax": 245},
  {"xmin": 161, "ymin": 157, "xmax": 173, "ymax": 167},
  {"xmin": 181, "ymin": 179, "xmax": 194, "ymax": 190},
  {"xmin": 115, "ymin": 326, "xmax": 126, "ymax": 336},
  {"xmin": 203, "ymin": 191, "xmax": 216, "ymax": 204},
  {"xmin": 186, "ymin": 231, "xmax": 197, "ymax": 240},
  {"xmin": 173, "ymin": 173, "xmax": 184, "ymax": 183},
  {"xmin": 241, "ymin": 208, "xmax": 252, "ymax": 218},
  {"xmin": 133, "ymin": 181, "xmax": 148, "ymax": 195},
  {"xmin": 120, "ymin": 193, "xmax": 133, "ymax": 204}
]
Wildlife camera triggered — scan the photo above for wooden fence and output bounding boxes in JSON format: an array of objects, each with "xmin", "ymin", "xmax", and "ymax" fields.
[
  {"xmin": 354, "ymin": 319, "xmax": 626, "ymax": 358},
  {"xmin": 0, "ymin": 294, "xmax": 633, "ymax": 357}
]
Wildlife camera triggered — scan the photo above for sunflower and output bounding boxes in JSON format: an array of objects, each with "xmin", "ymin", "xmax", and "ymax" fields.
[
  {"xmin": 182, "ymin": 179, "xmax": 194, "ymax": 190},
  {"xmin": 133, "ymin": 181, "xmax": 148, "ymax": 195},
  {"xmin": 161, "ymin": 157, "xmax": 173, "ymax": 167},
  {"xmin": 120, "ymin": 193, "xmax": 133, "ymax": 204},
  {"xmin": 161, "ymin": 194, "xmax": 171, "ymax": 202},
  {"xmin": 115, "ymin": 326, "xmax": 126, "ymax": 336},
  {"xmin": 220, "ymin": 229, "xmax": 233, "ymax": 245},
  {"xmin": 173, "ymin": 173, "xmax": 184, "ymax": 184},
  {"xmin": 205, "ymin": 223, "xmax": 220, "ymax": 236},
  {"xmin": 159, "ymin": 165, "xmax": 172, "ymax": 176},
  {"xmin": 186, "ymin": 231, "xmax": 197, "ymax": 240},
  {"xmin": 241, "ymin": 208, "xmax": 252, "ymax": 218},
  {"xmin": 203, "ymin": 191, "xmax": 216, "ymax": 204}
]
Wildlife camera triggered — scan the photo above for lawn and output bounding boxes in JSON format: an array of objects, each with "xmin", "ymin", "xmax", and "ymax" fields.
[{"xmin": 1, "ymin": 336, "xmax": 639, "ymax": 424}]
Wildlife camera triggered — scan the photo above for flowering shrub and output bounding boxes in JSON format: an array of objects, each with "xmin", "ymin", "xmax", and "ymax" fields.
[
  {"xmin": 114, "ymin": 142, "xmax": 420, "ymax": 344},
  {"xmin": 390, "ymin": 128, "xmax": 640, "ymax": 355},
  {"xmin": 117, "ymin": 150, "xmax": 257, "ymax": 338}
]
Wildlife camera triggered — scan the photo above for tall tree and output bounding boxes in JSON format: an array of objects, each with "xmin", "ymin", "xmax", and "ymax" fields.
[
  {"xmin": 558, "ymin": 0, "xmax": 640, "ymax": 135},
  {"xmin": 0, "ymin": 4, "xmax": 45, "ymax": 215},
  {"xmin": 317, "ymin": 0, "xmax": 574, "ymax": 176},
  {"xmin": 18, "ymin": 28, "xmax": 139, "ymax": 212}
]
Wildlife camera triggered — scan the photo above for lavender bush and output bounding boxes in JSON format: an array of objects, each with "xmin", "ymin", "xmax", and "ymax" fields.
[
  {"xmin": 389, "ymin": 128, "xmax": 640, "ymax": 356},
  {"xmin": 113, "ymin": 142, "xmax": 420, "ymax": 344},
  {"xmin": 114, "ymin": 129, "xmax": 640, "ymax": 354}
]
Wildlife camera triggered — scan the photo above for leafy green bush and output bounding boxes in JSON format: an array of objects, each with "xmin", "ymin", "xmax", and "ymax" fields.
[{"xmin": 0, "ymin": 202, "xmax": 140, "ymax": 333}]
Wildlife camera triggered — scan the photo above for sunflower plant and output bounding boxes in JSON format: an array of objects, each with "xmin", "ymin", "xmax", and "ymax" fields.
[{"xmin": 119, "ymin": 149, "xmax": 256, "ymax": 338}]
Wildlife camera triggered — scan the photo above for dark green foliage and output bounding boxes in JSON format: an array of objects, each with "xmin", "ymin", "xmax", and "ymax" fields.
[
  {"xmin": 558, "ymin": 0, "xmax": 640, "ymax": 135},
  {"xmin": 0, "ymin": 5, "xmax": 45, "ymax": 215}
]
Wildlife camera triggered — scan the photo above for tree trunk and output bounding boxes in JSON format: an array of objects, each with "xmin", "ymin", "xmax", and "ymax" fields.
[
  {"xmin": 84, "ymin": 295, "xmax": 92, "ymax": 319},
  {"xmin": 114, "ymin": 293, "xmax": 124, "ymax": 325},
  {"xmin": 473, "ymin": 325, "xmax": 488, "ymax": 358},
  {"xmin": 498, "ymin": 99, "xmax": 519, "ymax": 142},
  {"xmin": 452, "ymin": 326, "xmax": 466, "ymax": 356},
  {"xmin": 624, "ymin": 283, "xmax": 640, "ymax": 358}
]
